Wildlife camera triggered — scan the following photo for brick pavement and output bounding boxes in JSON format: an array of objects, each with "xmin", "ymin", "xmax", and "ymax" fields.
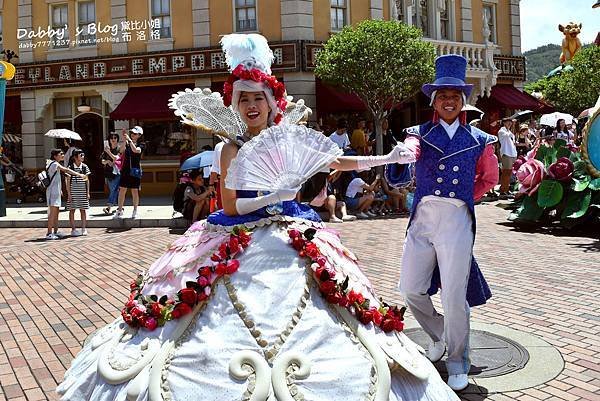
[{"xmin": 0, "ymin": 202, "xmax": 599, "ymax": 400}]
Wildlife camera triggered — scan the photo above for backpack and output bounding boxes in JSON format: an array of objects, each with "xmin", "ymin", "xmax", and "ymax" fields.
[
  {"xmin": 38, "ymin": 162, "xmax": 58, "ymax": 190},
  {"xmin": 172, "ymin": 182, "xmax": 191, "ymax": 213}
]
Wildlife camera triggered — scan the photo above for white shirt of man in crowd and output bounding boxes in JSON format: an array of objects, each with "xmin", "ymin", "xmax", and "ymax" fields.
[
  {"xmin": 329, "ymin": 129, "xmax": 351, "ymax": 150},
  {"xmin": 346, "ymin": 177, "xmax": 367, "ymax": 198},
  {"xmin": 498, "ymin": 122, "xmax": 517, "ymax": 158}
]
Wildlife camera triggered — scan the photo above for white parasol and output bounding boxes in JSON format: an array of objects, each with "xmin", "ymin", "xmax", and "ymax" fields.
[
  {"xmin": 44, "ymin": 129, "xmax": 82, "ymax": 141},
  {"xmin": 540, "ymin": 112, "xmax": 575, "ymax": 127}
]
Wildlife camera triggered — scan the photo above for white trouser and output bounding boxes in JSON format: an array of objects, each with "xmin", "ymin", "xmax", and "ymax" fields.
[{"xmin": 399, "ymin": 198, "xmax": 474, "ymax": 375}]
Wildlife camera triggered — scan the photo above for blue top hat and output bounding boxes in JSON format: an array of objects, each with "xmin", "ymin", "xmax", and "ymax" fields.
[{"xmin": 422, "ymin": 55, "xmax": 474, "ymax": 99}]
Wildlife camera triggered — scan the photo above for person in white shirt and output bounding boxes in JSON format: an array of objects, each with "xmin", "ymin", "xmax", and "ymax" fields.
[
  {"xmin": 498, "ymin": 117, "xmax": 517, "ymax": 197},
  {"xmin": 329, "ymin": 119, "xmax": 351, "ymax": 151},
  {"xmin": 344, "ymin": 170, "xmax": 378, "ymax": 219}
]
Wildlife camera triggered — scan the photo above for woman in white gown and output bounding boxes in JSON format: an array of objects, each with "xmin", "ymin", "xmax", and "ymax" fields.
[{"xmin": 57, "ymin": 34, "xmax": 460, "ymax": 401}]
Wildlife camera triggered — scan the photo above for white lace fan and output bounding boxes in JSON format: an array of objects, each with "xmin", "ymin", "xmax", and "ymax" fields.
[
  {"xmin": 169, "ymin": 88, "xmax": 246, "ymax": 142},
  {"xmin": 226, "ymin": 124, "xmax": 343, "ymax": 191}
]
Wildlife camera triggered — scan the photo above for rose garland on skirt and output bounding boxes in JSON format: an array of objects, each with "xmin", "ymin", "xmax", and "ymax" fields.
[
  {"xmin": 122, "ymin": 227, "xmax": 251, "ymax": 330},
  {"xmin": 288, "ymin": 228, "xmax": 405, "ymax": 333}
]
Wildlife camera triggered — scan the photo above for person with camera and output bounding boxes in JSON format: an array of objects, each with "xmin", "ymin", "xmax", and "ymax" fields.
[{"xmin": 114, "ymin": 126, "xmax": 145, "ymax": 219}]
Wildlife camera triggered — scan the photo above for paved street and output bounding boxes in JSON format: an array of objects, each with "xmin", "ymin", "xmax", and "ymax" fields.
[{"xmin": 0, "ymin": 202, "xmax": 599, "ymax": 401}]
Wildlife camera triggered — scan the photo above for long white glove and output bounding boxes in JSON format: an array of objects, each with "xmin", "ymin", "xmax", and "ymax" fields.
[
  {"xmin": 235, "ymin": 189, "xmax": 298, "ymax": 215},
  {"xmin": 356, "ymin": 142, "xmax": 416, "ymax": 170}
]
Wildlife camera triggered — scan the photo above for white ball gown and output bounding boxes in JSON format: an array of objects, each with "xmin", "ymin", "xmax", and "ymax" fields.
[{"xmin": 57, "ymin": 164, "xmax": 459, "ymax": 401}]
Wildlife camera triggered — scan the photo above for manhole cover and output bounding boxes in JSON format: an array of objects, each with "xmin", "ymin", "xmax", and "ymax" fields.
[{"xmin": 404, "ymin": 328, "xmax": 530, "ymax": 378}]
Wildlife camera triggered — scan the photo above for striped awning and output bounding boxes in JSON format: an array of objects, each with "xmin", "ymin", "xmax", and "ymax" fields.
[{"xmin": 1, "ymin": 134, "xmax": 22, "ymax": 143}]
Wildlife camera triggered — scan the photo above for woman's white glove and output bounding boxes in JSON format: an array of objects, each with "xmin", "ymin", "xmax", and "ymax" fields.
[
  {"xmin": 356, "ymin": 143, "xmax": 415, "ymax": 170},
  {"xmin": 235, "ymin": 188, "xmax": 298, "ymax": 215}
]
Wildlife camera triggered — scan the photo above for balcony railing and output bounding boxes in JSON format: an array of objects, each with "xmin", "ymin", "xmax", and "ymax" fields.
[{"xmin": 426, "ymin": 39, "xmax": 497, "ymax": 72}]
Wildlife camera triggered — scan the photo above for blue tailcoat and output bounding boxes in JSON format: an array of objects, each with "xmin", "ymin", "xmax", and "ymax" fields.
[{"xmin": 406, "ymin": 122, "xmax": 497, "ymax": 307}]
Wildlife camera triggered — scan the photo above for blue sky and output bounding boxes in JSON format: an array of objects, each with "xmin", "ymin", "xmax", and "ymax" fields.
[{"xmin": 520, "ymin": 0, "xmax": 599, "ymax": 51}]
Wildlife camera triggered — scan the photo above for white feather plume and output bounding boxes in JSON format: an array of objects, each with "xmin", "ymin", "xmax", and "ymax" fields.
[{"xmin": 220, "ymin": 33, "xmax": 274, "ymax": 74}]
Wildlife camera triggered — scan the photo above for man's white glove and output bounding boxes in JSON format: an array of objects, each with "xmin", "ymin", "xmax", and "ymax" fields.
[
  {"xmin": 356, "ymin": 142, "xmax": 416, "ymax": 170},
  {"xmin": 235, "ymin": 188, "xmax": 298, "ymax": 215}
]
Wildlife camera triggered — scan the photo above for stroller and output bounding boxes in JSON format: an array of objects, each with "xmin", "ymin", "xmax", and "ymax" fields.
[{"xmin": 2, "ymin": 157, "xmax": 46, "ymax": 204}]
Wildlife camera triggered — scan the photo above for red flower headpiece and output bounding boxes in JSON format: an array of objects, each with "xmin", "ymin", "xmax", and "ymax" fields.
[{"xmin": 223, "ymin": 65, "xmax": 287, "ymax": 124}]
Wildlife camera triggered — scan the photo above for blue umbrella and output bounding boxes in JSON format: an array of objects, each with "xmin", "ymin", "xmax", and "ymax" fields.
[{"xmin": 180, "ymin": 150, "xmax": 215, "ymax": 171}]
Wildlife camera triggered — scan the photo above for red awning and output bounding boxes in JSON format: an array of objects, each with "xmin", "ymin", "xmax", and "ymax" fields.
[
  {"xmin": 4, "ymin": 96, "xmax": 22, "ymax": 125},
  {"xmin": 316, "ymin": 79, "xmax": 365, "ymax": 114},
  {"xmin": 110, "ymin": 84, "xmax": 191, "ymax": 120},
  {"xmin": 489, "ymin": 84, "xmax": 543, "ymax": 110}
]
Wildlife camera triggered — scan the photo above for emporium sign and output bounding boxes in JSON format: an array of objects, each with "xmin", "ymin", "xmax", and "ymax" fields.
[{"xmin": 9, "ymin": 42, "xmax": 300, "ymax": 90}]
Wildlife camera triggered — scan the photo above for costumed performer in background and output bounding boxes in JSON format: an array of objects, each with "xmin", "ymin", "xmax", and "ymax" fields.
[{"xmin": 399, "ymin": 55, "xmax": 499, "ymax": 391}]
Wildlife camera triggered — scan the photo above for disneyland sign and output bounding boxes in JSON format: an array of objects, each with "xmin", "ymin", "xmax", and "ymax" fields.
[{"xmin": 9, "ymin": 43, "xmax": 300, "ymax": 90}]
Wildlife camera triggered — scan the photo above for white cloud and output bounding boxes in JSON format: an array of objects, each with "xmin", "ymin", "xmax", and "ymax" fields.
[{"xmin": 520, "ymin": 0, "xmax": 599, "ymax": 51}]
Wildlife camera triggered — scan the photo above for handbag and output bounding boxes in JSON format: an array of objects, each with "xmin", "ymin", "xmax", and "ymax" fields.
[{"xmin": 128, "ymin": 151, "xmax": 142, "ymax": 178}]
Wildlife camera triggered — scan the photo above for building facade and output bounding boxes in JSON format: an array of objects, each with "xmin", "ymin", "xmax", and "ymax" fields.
[{"xmin": 1, "ymin": 0, "xmax": 531, "ymax": 195}]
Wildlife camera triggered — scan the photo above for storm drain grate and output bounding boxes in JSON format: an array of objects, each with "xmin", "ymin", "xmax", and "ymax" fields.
[{"xmin": 404, "ymin": 328, "xmax": 530, "ymax": 378}]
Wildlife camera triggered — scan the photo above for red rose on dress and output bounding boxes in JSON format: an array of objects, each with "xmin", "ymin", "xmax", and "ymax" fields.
[
  {"xmin": 348, "ymin": 290, "xmax": 365, "ymax": 305},
  {"xmin": 130, "ymin": 281, "xmax": 138, "ymax": 290},
  {"xmin": 315, "ymin": 256, "xmax": 327, "ymax": 267},
  {"xmin": 171, "ymin": 302, "xmax": 192, "ymax": 319},
  {"xmin": 326, "ymin": 292, "xmax": 343, "ymax": 304},
  {"xmin": 394, "ymin": 320, "xmax": 404, "ymax": 332},
  {"xmin": 358, "ymin": 309, "xmax": 374, "ymax": 325},
  {"xmin": 238, "ymin": 231, "xmax": 251, "ymax": 247},
  {"xmin": 292, "ymin": 237, "xmax": 305, "ymax": 251},
  {"xmin": 197, "ymin": 276, "xmax": 210, "ymax": 287},
  {"xmin": 226, "ymin": 259, "xmax": 240, "ymax": 274},
  {"xmin": 548, "ymin": 157, "xmax": 574, "ymax": 182},
  {"xmin": 371, "ymin": 309, "xmax": 383, "ymax": 326},
  {"xmin": 150, "ymin": 302, "xmax": 162, "ymax": 317},
  {"xmin": 381, "ymin": 318, "xmax": 396, "ymax": 333},
  {"xmin": 179, "ymin": 288, "xmax": 197, "ymax": 306},
  {"xmin": 144, "ymin": 317, "xmax": 158, "ymax": 331},
  {"xmin": 210, "ymin": 253, "xmax": 222, "ymax": 262},
  {"xmin": 218, "ymin": 243, "xmax": 229, "ymax": 259},
  {"xmin": 198, "ymin": 266, "xmax": 212, "ymax": 278},
  {"xmin": 273, "ymin": 113, "xmax": 283, "ymax": 125},
  {"xmin": 215, "ymin": 262, "xmax": 227, "ymax": 276},
  {"xmin": 288, "ymin": 229, "xmax": 301, "ymax": 239},
  {"xmin": 319, "ymin": 280, "xmax": 337, "ymax": 295},
  {"xmin": 229, "ymin": 237, "xmax": 240, "ymax": 252},
  {"xmin": 304, "ymin": 243, "xmax": 320, "ymax": 259}
]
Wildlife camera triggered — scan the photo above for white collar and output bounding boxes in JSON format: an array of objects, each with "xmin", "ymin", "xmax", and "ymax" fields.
[{"xmin": 439, "ymin": 119, "xmax": 460, "ymax": 139}]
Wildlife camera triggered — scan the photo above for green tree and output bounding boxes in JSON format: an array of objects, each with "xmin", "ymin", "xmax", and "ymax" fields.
[
  {"xmin": 315, "ymin": 20, "xmax": 435, "ymax": 155},
  {"xmin": 525, "ymin": 46, "xmax": 600, "ymax": 115}
]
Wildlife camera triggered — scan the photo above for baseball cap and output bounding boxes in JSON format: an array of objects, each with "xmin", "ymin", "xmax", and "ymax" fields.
[{"xmin": 130, "ymin": 126, "xmax": 143, "ymax": 135}]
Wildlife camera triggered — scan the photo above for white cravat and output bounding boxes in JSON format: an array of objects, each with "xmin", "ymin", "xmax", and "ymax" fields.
[{"xmin": 439, "ymin": 119, "xmax": 460, "ymax": 139}]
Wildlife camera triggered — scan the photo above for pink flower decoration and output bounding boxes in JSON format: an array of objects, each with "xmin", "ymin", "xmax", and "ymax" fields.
[{"xmin": 516, "ymin": 158, "xmax": 546, "ymax": 195}]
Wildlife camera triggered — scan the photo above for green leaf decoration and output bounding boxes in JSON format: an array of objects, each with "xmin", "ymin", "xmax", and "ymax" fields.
[
  {"xmin": 573, "ymin": 160, "xmax": 588, "ymax": 177},
  {"xmin": 561, "ymin": 190, "xmax": 592, "ymax": 219},
  {"xmin": 159, "ymin": 295, "xmax": 168, "ymax": 305},
  {"xmin": 569, "ymin": 152, "xmax": 582, "ymax": 163},
  {"xmin": 537, "ymin": 180, "xmax": 564, "ymax": 208},
  {"xmin": 509, "ymin": 195, "xmax": 544, "ymax": 221},
  {"xmin": 553, "ymin": 139, "xmax": 567, "ymax": 149},
  {"xmin": 589, "ymin": 178, "xmax": 600, "ymax": 191},
  {"xmin": 571, "ymin": 176, "xmax": 590, "ymax": 192},
  {"xmin": 556, "ymin": 146, "xmax": 571, "ymax": 159},
  {"xmin": 535, "ymin": 146, "xmax": 548, "ymax": 162},
  {"xmin": 149, "ymin": 295, "xmax": 158, "ymax": 302},
  {"xmin": 544, "ymin": 147, "xmax": 558, "ymax": 167}
]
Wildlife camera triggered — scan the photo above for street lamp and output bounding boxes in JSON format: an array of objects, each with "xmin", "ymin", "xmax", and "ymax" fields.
[{"xmin": 77, "ymin": 92, "xmax": 91, "ymax": 113}]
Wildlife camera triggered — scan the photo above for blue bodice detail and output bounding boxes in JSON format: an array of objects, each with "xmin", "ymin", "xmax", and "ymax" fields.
[{"xmin": 207, "ymin": 190, "xmax": 321, "ymax": 226}]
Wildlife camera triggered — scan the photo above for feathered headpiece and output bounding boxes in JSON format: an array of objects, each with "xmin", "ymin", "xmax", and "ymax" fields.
[{"xmin": 220, "ymin": 34, "xmax": 287, "ymax": 124}]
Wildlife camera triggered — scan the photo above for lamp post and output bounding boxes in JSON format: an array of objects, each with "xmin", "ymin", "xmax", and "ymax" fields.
[{"xmin": 0, "ymin": 59, "xmax": 16, "ymax": 217}]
